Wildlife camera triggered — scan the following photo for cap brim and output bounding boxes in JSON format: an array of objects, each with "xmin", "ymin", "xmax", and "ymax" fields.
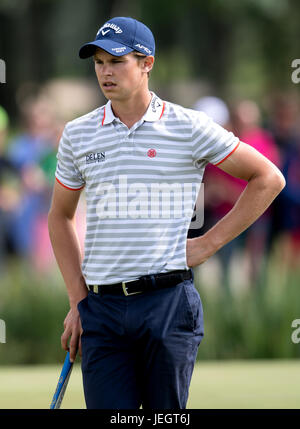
[{"xmin": 79, "ymin": 39, "xmax": 134, "ymax": 58}]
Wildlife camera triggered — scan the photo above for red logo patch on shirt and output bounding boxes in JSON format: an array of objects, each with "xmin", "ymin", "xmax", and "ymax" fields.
[{"xmin": 147, "ymin": 149, "xmax": 157, "ymax": 158}]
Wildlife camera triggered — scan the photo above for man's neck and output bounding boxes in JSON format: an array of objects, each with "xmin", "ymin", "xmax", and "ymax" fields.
[{"xmin": 110, "ymin": 90, "xmax": 152, "ymax": 129}]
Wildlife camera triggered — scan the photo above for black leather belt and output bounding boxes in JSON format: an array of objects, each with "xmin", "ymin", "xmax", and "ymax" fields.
[{"xmin": 87, "ymin": 269, "xmax": 192, "ymax": 296}]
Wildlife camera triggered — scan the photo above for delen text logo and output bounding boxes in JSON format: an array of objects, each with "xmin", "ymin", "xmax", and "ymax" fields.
[{"xmin": 86, "ymin": 152, "xmax": 106, "ymax": 165}]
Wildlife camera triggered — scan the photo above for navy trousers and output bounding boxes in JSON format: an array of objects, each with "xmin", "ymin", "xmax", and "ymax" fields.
[{"xmin": 78, "ymin": 275, "xmax": 204, "ymax": 409}]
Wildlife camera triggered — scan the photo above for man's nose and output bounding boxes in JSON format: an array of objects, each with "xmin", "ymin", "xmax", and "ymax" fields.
[{"xmin": 102, "ymin": 64, "xmax": 112, "ymax": 76}]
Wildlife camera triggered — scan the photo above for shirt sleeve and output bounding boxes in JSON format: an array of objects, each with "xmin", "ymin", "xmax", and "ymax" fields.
[
  {"xmin": 55, "ymin": 124, "xmax": 85, "ymax": 190},
  {"xmin": 191, "ymin": 111, "xmax": 240, "ymax": 169}
]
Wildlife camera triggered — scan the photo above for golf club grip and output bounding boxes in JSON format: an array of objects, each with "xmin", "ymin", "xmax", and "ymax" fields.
[{"xmin": 50, "ymin": 351, "xmax": 73, "ymax": 409}]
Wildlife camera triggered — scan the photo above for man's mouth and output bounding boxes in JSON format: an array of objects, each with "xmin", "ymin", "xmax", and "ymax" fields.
[{"xmin": 102, "ymin": 82, "xmax": 117, "ymax": 89}]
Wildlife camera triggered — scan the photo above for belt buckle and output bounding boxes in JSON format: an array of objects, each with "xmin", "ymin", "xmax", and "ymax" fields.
[{"xmin": 122, "ymin": 279, "xmax": 142, "ymax": 296}]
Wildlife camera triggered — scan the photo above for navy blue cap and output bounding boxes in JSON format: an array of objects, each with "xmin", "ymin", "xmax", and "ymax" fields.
[{"xmin": 79, "ymin": 17, "xmax": 155, "ymax": 58}]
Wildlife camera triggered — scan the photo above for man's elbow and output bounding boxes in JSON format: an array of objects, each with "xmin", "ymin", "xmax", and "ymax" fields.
[
  {"xmin": 268, "ymin": 169, "xmax": 286, "ymax": 196},
  {"xmin": 251, "ymin": 166, "xmax": 286, "ymax": 198}
]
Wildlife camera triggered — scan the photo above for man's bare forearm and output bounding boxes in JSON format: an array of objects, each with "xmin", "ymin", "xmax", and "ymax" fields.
[
  {"xmin": 206, "ymin": 171, "xmax": 284, "ymax": 250},
  {"xmin": 48, "ymin": 211, "xmax": 87, "ymax": 308},
  {"xmin": 187, "ymin": 170, "xmax": 285, "ymax": 267}
]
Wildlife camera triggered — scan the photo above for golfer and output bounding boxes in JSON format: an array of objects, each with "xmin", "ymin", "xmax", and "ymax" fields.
[{"xmin": 48, "ymin": 17, "xmax": 285, "ymax": 409}]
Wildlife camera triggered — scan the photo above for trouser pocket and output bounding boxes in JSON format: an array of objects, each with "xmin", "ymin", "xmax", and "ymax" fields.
[{"xmin": 182, "ymin": 280, "xmax": 204, "ymax": 335}]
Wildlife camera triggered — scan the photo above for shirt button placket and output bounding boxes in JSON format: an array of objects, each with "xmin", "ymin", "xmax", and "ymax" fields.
[
  {"xmin": 117, "ymin": 123, "xmax": 128, "ymax": 153},
  {"xmin": 124, "ymin": 131, "xmax": 133, "ymax": 153}
]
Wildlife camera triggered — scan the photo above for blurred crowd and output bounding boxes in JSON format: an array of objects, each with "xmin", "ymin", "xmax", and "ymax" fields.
[
  {"xmin": 189, "ymin": 94, "xmax": 300, "ymax": 288},
  {"xmin": 0, "ymin": 97, "xmax": 64, "ymax": 272},
  {"xmin": 0, "ymin": 88, "xmax": 299, "ymax": 286}
]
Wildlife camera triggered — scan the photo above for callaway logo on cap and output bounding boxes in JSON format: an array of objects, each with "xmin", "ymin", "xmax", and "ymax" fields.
[{"xmin": 79, "ymin": 17, "xmax": 155, "ymax": 58}]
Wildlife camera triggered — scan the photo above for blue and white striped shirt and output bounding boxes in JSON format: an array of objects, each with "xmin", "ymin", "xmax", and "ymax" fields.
[{"xmin": 55, "ymin": 93, "xmax": 239, "ymax": 285}]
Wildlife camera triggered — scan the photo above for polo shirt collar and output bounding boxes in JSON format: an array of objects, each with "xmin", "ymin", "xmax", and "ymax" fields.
[
  {"xmin": 102, "ymin": 100, "xmax": 116, "ymax": 125},
  {"xmin": 102, "ymin": 92, "xmax": 165, "ymax": 126},
  {"xmin": 143, "ymin": 93, "xmax": 165, "ymax": 122}
]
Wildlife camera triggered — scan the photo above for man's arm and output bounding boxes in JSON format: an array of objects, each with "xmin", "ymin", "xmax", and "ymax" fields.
[
  {"xmin": 186, "ymin": 142, "xmax": 286, "ymax": 268},
  {"xmin": 48, "ymin": 180, "xmax": 87, "ymax": 362}
]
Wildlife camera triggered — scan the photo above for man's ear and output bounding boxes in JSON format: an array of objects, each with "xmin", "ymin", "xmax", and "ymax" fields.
[{"xmin": 142, "ymin": 56, "xmax": 154, "ymax": 74}]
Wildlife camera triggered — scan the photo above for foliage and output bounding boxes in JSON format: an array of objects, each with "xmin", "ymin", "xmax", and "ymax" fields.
[
  {"xmin": 195, "ymin": 256, "xmax": 300, "ymax": 361},
  {"xmin": 0, "ymin": 260, "xmax": 69, "ymax": 365},
  {"xmin": 1, "ymin": 0, "xmax": 300, "ymax": 118},
  {"xmin": 0, "ymin": 255, "xmax": 299, "ymax": 364}
]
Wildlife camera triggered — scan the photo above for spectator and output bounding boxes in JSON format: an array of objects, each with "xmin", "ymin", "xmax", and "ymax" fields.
[
  {"xmin": 267, "ymin": 93, "xmax": 300, "ymax": 156},
  {"xmin": 0, "ymin": 105, "xmax": 21, "ymax": 268},
  {"xmin": 191, "ymin": 96, "xmax": 246, "ymax": 291},
  {"xmin": 279, "ymin": 141, "xmax": 300, "ymax": 269},
  {"xmin": 231, "ymin": 100, "xmax": 281, "ymax": 284},
  {"xmin": 265, "ymin": 94, "xmax": 300, "ymax": 257},
  {"xmin": 6, "ymin": 96, "xmax": 58, "ymax": 263},
  {"xmin": 266, "ymin": 94, "xmax": 300, "ymax": 270}
]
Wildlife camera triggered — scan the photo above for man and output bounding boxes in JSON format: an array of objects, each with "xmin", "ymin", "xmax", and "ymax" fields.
[{"xmin": 48, "ymin": 17, "xmax": 285, "ymax": 409}]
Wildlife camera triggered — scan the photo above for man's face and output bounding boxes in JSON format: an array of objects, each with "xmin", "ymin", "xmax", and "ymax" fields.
[{"xmin": 93, "ymin": 48, "xmax": 153, "ymax": 101}]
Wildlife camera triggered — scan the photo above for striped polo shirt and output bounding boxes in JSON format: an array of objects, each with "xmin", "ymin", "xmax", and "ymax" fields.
[{"xmin": 55, "ymin": 92, "xmax": 239, "ymax": 285}]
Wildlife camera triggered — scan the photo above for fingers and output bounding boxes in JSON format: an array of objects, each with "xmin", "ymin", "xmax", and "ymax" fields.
[
  {"xmin": 61, "ymin": 310, "xmax": 82, "ymax": 362},
  {"xmin": 78, "ymin": 336, "xmax": 82, "ymax": 358},
  {"xmin": 61, "ymin": 329, "xmax": 70, "ymax": 352},
  {"xmin": 61, "ymin": 330, "xmax": 80, "ymax": 362},
  {"xmin": 69, "ymin": 336, "xmax": 79, "ymax": 363}
]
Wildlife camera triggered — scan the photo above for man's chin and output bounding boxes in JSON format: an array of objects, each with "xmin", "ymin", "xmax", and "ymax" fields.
[{"xmin": 102, "ymin": 91, "xmax": 127, "ymax": 103}]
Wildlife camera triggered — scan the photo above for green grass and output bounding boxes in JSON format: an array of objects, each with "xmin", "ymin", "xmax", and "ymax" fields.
[{"xmin": 0, "ymin": 360, "xmax": 299, "ymax": 409}]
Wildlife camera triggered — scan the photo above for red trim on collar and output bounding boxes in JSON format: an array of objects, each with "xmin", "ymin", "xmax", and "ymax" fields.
[
  {"xmin": 102, "ymin": 107, "xmax": 106, "ymax": 126},
  {"xmin": 159, "ymin": 102, "xmax": 166, "ymax": 120}
]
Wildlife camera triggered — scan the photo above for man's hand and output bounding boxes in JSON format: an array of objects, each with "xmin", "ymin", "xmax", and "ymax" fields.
[
  {"xmin": 186, "ymin": 236, "xmax": 216, "ymax": 268},
  {"xmin": 61, "ymin": 306, "xmax": 84, "ymax": 363}
]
